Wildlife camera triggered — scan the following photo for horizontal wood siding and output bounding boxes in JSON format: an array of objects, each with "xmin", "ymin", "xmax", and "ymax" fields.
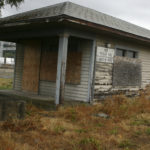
[
  {"xmin": 95, "ymin": 36, "xmax": 150, "ymax": 96},
  {"xmin": 138, "ymin": 47, "xmax": 150, "ymax": 88},
  {"xmin": 95, "ymin": 62, "xmax": 113, "ymax": 95},
  {"xmin": 39, "ymin": 40, "xmax": 91, "ymax": 102},
  {"xmin": 14, "ymin": 43, "xmax": 24, "ymax": 91}
]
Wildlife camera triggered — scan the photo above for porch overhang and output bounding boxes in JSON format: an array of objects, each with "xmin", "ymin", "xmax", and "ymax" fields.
[{"xmin": 0, "ymin": 15, "xmax": 150, "ymax": 45}]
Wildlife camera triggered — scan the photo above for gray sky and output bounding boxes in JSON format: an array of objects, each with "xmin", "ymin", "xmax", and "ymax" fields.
[{"xmin": 1, "ymin": 0, "xmax": 150, "ymax": 30}]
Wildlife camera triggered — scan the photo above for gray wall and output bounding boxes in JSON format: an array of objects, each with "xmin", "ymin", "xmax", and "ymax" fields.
[
  {"xmin": 14, "ymin": 34, "xmax": 150, "ymax": 102},
  {"xmin": 14, "ymin": 43, "xmax": 24, "ymax": 91},
  {"xmin": 94, "ymin": 35, "xmax": 150, "ymax": 98},
  {"xmin": 95, "ymin": 62, "xmax": 113, "ymax": 96},
  {"xmin": 14, "ymin": 40, "xmax": 92, "ymax": 102},
  {"xmin": 39, "ymin": 40, "xmax": 91, "ymax": 102}
]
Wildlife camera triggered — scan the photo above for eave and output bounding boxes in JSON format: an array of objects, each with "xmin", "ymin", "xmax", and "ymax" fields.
[{"xmin": 0, "ymin": 15, "xmax": 150, "ymax": 44}]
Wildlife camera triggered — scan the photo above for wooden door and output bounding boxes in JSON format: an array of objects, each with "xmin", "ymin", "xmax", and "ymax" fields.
[{"xmin": 22, "ymin": 41, "xmax": 41, "ymax": 93}]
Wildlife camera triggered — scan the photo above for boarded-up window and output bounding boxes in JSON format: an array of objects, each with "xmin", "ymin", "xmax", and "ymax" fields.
[
  {"xmin": 40, "ymin": 38, "xmax": 82, "ymax": 84},
  {"xmin": 40, "ymin": 40, "xmax": 58, "ymax": 81},
  {"xmin": 66, "ymin": 40, "xmax": 82, "ymax": 84},
  {"xmin": 113, "ymin": 56, "xmax": 141, "ymax": 87},
  {"xmin": 22, "ymin": 40, "xmax": 41, "ymax": 93}
]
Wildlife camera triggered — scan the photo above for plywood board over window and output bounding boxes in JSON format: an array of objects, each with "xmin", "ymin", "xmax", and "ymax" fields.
[
  {"xmin": 113, "ymin": 56, "xmax": 141, "ymax": 87},
  {"xmin": 40, "ymin": 37, "xmax": 82, "ymax": 84},
  {"xmin": 40, "ymin": 39, "xmax": 58, "ymax": 82},
  {"xmin": 22, "ymin": 40, "xmax": 41, "ymax": 93},
  {"xmin": 66, "ymin": 40, "xmax": 82, "ymax": 84}
]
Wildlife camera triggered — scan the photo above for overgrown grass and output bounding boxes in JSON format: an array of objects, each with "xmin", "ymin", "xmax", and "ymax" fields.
[
  {"xmin": 0, "ymin": 78, "xmax": 13, "ymax": 90},
  {"xmin": 1, "ymin": 88, "xmax": 150, "ymax": 149}
]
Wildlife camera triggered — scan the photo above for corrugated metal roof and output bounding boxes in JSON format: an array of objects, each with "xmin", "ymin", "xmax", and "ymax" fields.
[{"xmin": 0, "ymin": 1, "xmax": 150, "ymax": 40}]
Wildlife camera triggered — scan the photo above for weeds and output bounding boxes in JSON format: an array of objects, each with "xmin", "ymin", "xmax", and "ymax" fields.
[
  {"xmin": 1, "ymin": 87, "xmax": 150, "ymax": 149},
  {"xmin": 145, "ymin": 128, "xmax": 150, "ymax": 135},
  {"xmin": 109, "ymin": 127, "xmax": 118, "ymax": 135},
  {"xmin": 75, "ymin": 128, "xmax": 88, "ymax": 134},
  {"xmin": 118, "ymin": 139, "xmax": 136, "ymax": 149},
  {"xmin": 97, "ymin": 122, "xmax": 104, "ymax": 127},
  {"xmin": 79, "ymin": 137, "xmax": 101, "ymax": 150},
  {"xmin": 134, "ymin": 131, "xmax": 143, "ymax": 136},
  {"xmin": 131, "ymin": 118, "xmax": 150, "ymax": 126},
  {"xmin": 54, "ymin": 125, "xmax": 66, "ymax": 134}
]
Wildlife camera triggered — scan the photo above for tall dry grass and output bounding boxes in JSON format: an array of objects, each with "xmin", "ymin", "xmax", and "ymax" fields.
[{"xmin": 1, "ymin": 89, "xmax": 150, "ymax": 149}]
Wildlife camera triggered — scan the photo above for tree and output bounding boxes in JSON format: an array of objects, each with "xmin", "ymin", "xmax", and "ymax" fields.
[{"xmin": 0, "ymin": 0, "xmax": 24, "ymax": 8}]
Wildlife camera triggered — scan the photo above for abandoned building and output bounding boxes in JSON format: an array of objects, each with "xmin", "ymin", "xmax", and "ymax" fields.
[{"xmin": 0, "ymin": 2, "xmax": 150, "ymax": 104}]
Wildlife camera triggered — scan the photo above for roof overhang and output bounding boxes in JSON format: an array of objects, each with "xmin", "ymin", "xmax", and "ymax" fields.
[{"xmin": 0, "ymin": 15, "xmax": 150, "ymax": 44}]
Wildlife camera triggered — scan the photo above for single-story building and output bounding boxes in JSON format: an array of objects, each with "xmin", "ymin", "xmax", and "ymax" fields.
[{"xmin": 0, "ymin": 2, "xmax": 150, "ymax": 104}]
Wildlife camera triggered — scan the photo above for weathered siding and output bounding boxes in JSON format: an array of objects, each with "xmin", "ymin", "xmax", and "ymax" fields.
[
  {"xmin": 13, "ymin": 34, "xmax": 150, "ymax": 102},
  {"xmin": 14, "ymin": 40, "xmax": 91, "ymax": 102},
  {"xmin": 39, "ymin": 40, "xmax": 91, "ymax": 102},
  {"xmin": 14, "ymin": 43, "xmax": 24, "ymax": 91},
  {"xmin": 139, "ymin": 47, "xmax": 150, "ymax": 88},
  {"xmin": 94, "ymin": 62, "xmax": 112, "ymax": 95},
  {"xmin": 39, "ymin": 81, "xmax": 55, "ymax": 97},
  {"xmin": 95, "ymin": 36, "xmax": 150, "ymax": 98}
]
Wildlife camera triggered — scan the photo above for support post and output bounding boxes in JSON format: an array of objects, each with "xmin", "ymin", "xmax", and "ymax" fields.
[
  {"xmin": 13, "ymin": 43, "xmax": 17, "ymax": 90},
  {"xmin": 55, "ymin": 34, "xmax": 69, "ymax": 105},
  {"xmin": 88, "ymin": 40, "xmax": 96, "ymax": 103}
]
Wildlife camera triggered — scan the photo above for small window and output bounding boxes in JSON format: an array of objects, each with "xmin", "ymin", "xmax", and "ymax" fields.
[
  {"xmin": 126, "ymin": 51, "xmax": 137, "ymax": 58},
  {"xmin": 116, "ymin": 49, "xmax": 126, "ymax": 57},
  {"xmin": 116, "ymin": 48, "xmax": 137, "ymax": 58}
]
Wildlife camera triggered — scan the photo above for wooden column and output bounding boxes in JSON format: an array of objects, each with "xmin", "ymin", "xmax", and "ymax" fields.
[
  {"xmin": 55, "ymin": 34, "xmax": 69, "ymax": 105},
  {"xmin": 88, "ymin": 40, "xmax": 96, "ymax": 103}
]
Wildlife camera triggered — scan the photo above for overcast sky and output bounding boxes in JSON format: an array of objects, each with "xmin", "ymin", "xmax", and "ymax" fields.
[{"xmin": 1, "ymin": 0, "xmax": 150, "ymax": 30}]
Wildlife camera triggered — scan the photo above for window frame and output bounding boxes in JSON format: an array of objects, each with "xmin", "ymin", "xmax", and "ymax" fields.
[{"xmin": 115, "ymin": 46, "xmax": 138, "ymax": 59}]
